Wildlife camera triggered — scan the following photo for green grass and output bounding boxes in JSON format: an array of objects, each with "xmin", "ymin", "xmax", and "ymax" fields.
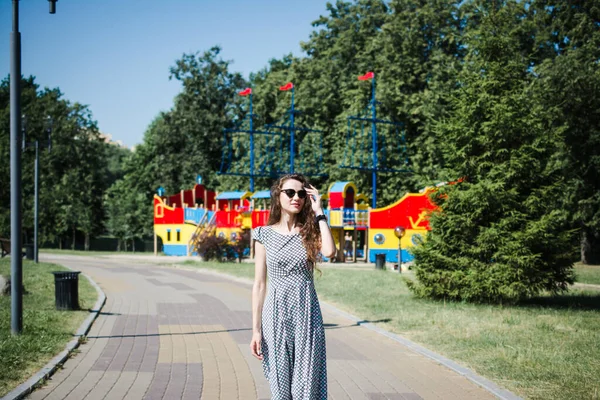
[
  {"xmin": 181, "ymin": 260, "xmax": 600, "ymax": 400},
  {"xmin": 0, "ymin": 259, "xmax": 98, "ymax": 397},
  {"xmin": 574, "ymin": 263, "xmax": 600, "ymax": 285}
]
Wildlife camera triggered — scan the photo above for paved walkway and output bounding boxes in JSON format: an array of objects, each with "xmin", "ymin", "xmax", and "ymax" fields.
[{"xmin": 28, "ymin": 254, "xmax": 498, "ymax": 400}]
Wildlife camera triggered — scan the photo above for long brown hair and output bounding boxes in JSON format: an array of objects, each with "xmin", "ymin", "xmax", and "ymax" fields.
[{"xmin": 267, "ymin": 174, "xmax": 321, "ymax": 267}]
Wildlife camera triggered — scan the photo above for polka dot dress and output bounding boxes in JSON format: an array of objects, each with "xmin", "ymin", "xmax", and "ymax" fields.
[{"xmin": 253, "ymin": 225, "xmax": 327, "ymax": 400}]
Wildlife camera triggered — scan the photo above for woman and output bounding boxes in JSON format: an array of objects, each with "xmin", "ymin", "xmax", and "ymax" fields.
[{"xmin": 251, "ymin": 174, "xmax": 336, "ymax": 399}]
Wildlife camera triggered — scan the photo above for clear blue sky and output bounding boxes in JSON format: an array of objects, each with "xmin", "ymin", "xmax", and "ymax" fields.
[{"xmin": 0, "ymin": 0, "xmax": 330, "ymax": 148}]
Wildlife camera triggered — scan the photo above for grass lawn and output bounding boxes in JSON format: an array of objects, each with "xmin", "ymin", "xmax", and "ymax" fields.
[
  {"xmin": 574, "ymin": 263, "xmax": 600, "ymax": 285},
  {"xmin": 0, "ymin": 259, "xmax": 98, "ymax": 397},
  {"xmin": 181, "ymin": 259, "xmax": 600, "ymax": 400}
]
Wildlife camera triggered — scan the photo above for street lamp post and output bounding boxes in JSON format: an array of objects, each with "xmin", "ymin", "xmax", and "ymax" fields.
[
  {"xmin": 10, "ymin": 0, "xmax": 58, "ymax": 335},
  {"xmin": 10, "ymin": 0, "xmax": 23, "ymax": 335},
  {"xmin": 394, "ymin": 226, "xmax": 406, "ymax": 273},
  {"xmin": 23, "ymin": 116, "xmax": 52, "ymax": 263},
  {"xmin": 49, "ymin": 0, "xmax": 58, "ymax": 14}
]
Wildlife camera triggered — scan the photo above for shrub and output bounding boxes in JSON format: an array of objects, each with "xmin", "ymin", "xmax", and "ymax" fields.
[
  {"xmin": 409, "ymin": 182, "xmax": 576, "ymax": 304},
  {"xmin": 196, "ymin": 235, "xmax": 231, "ymax": 262}
]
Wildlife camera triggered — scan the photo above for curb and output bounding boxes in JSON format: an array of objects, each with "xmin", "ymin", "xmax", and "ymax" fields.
[
  {"xmin": 168, "ymin": 263, "xmax": 522, "ymax": 400},
  {"xmin": 2, "ymin": 268, "xmax": 106, "ymax": 400}
]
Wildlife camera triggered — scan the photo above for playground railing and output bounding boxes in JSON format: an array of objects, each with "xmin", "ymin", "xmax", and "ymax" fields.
[
  {"xmin": 329, "ymin": 208, "xmax": 369, "ymax": 228},
  {"xmin": 184, "ymin": 208, "xmax": 208, "ymax": 224},
  {"xmin": 355, "ymin": 209, "xmax": 369, "ymax": 227}
]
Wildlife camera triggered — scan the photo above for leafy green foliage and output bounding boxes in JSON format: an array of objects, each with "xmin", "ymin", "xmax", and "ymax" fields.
[
  {"xmin": 409, "ymin": 1, "xmax": 577, "ymax": 303},
  {"xmin": 104, "ymin": 175, "xmax": 151, "ymax": 250},
  {"xmin": 0, "ymin": 77, "xmax": 123, "ymax": 248},
  {"xmin": 530, "ymin": 0, "xmax": 600, "ymax": 264}
]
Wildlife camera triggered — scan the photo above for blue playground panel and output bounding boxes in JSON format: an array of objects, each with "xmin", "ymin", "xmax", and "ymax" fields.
[
  {"xmin": 163, "ymin": 244, "xmax": 188, "ymax": 256},
  {"xmin": 369, "ymin": 249, "xmax": 413, "ymax": 263}
]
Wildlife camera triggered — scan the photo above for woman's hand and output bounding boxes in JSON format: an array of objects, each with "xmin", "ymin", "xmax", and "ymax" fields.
[
  {"xmin": 250, "ymin": 332, "xmax": 263, "ymax": 360},
  {"xmin": 306, "ymin": 184, "xmax": 323, "ymax": 215}
]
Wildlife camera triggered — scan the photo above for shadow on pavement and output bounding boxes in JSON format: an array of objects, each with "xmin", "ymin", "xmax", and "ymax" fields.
[
  {"xmin": 87, "ymin": 327, "xmax": 253, "ymax": 339},
  {"xmin": 94, "ymin": 311, "xmax": 122, "ymax": 316},
  {"xmin": 86, "ymin": 319, "xmax": 394, "ymax": 339},
  {"xmin": 324, "ymin": 318, "xmax": 392, "ymax": 330}
]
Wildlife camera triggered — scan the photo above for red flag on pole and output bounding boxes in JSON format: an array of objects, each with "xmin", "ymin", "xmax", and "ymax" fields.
[
  {"xmin": 279, "ymin": 82, "xmax": 294, "ymax": 91},
  {"xmin": 358, "ymin": 71, "xmax": 375, "ymax": 81},
  {"xmin": 239, "ymin": 88, "xmax": 252, "ymax": 96}
]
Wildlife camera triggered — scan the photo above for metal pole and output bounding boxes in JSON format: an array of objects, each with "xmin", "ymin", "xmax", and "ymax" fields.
[
  {"xmin": 249, "ymin": 94, "xmax": 254, "ymax": 192},
  {"xmin": 290, "ymin": 87, "xmax": 295, "ymax": 174},
  {"xmin": 10, "ymin": 0, "xmax": 23, "ymax": 335},
  {"xmin": 371, "ymin": 77, "xmax": 377, "ymax": 209},
  {"xmin": 34, "ymin": 141, "xmax": 39, "ymax": 263},
  {"xmin": 398, "ymin": 239, "xmax": 402, "ymax": 273}
]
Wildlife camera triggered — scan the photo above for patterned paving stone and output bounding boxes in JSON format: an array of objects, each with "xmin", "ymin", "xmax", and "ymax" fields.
[
  {"xmin": 145, "ymin": 278, "xmax": 195, "ymax": 291},
  {"xmin": 27, "ymin": 255, "xmax": 502, "ymax": 400}
]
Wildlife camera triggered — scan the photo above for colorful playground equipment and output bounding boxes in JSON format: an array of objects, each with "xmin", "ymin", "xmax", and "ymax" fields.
[
  {"xmin": 153, "ymin": 179, "xmax": 436, "ymax": 264},
  {"xmin": 153, "ymin": 71, "xmax": 430, "ymax": 263}
]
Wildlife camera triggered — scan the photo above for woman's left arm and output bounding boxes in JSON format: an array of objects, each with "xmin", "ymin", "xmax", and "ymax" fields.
[{"xmin": 306, "ymin": 184, "xmax": 336, "ymax": 258}]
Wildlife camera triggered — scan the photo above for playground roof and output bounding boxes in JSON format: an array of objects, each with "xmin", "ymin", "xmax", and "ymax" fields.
[
  {"xmin": 216, "ymin": 191, "xmax": 252, "ymax": 200},
  {"xmin": 329, "ymin": 181, "xmax": 358, "ymax": 195},
  {"xmin": 251, "ymin": 190, "xmax": 271, "ymax": 199}
]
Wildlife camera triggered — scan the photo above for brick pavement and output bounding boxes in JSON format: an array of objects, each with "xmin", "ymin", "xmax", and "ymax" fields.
[{"xmin": 27, "ymin": 255, "xmax": 502, "ymax": 400}]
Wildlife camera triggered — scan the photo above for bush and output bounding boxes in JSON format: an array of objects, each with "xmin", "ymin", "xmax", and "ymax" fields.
[
  {"xmin": 196, "ymin": 235, "xmax": 233, "ymax": 262},
  {"xmin": 409, "ymin": 181, "xmax": 576, "ymax": 304}
]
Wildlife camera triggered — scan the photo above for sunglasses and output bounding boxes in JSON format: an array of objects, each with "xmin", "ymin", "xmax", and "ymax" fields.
[{"xmin": 281, "ymin": 189, "xmax": 307, "ymax": 199}]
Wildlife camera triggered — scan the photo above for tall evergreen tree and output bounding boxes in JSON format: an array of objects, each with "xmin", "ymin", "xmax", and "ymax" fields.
[
  {"xmin": 409, "ymin": 0, "xmax": 576, "ymax": 303},
  {"xmin": 531, "ymin": 0, "xmax": 600, "ymax": 264}
]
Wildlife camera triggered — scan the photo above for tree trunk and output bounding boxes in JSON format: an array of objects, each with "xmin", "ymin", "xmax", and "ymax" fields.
[
  {"xmin": 132, "ymin": 239, "xmax": 136, "ymax": 253},
  {"xmin": 71, "ymin": 226, "xmax": 76, "ymax": 250},
  {"xmin": 85, "ymin": 233, "xmax": 90, "ymax": 251},
  {"xmin": 581, "ymin": 229, "xmax": 600, "ymax": 265}
]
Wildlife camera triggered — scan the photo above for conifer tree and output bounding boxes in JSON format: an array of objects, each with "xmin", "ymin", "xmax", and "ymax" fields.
[{"xmin": 409, "ymin": 0, "xmax": 576, "ymax": 303}]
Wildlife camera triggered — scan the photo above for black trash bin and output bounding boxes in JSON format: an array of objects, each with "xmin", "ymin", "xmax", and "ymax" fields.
[
  {"xmin": 25, "ymin": 244, "xmax": 34, "ymax": 260},
  {"xmin": 375, "ymin": 253, "xmax": 386, "ymax": 270},
  {"xmin": 51, "ymin": 271, "xmax": 81, "ymax": 310}
]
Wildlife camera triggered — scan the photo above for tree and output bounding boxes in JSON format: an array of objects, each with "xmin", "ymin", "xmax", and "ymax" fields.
[
  {"xmin": 104, "ymin": 176, "xmax": 150, "ymax": 251},
  {"xmin": 531, "ymin": 0, "xmax": 600, "ymax": 264},
  {"xmin": 169, "ymin": 46, "xmax": 248, "ymax": 189},
  {"xmin": 0, "ymin": 76, "xmax": 110, "ymax": 248},
  {"xmin": 409, "ymin": 0, "xmax": 576, "ymax": 303}
]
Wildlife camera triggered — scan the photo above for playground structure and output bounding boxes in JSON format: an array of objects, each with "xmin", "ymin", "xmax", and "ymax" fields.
[
  {"xmin": 341, "ymin": 71, "xmax": 410, "ymax": 208},
  {"xmin": 219, "ymin": 82, "xmax": 327, "ymax": 191},
  {"xmin": 153, "ymin": 71, "xmax": 434, "ymax": 263},
  {"xmin": 153, "ymin": 179, "xmax": 437, "ymax": 263}
]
